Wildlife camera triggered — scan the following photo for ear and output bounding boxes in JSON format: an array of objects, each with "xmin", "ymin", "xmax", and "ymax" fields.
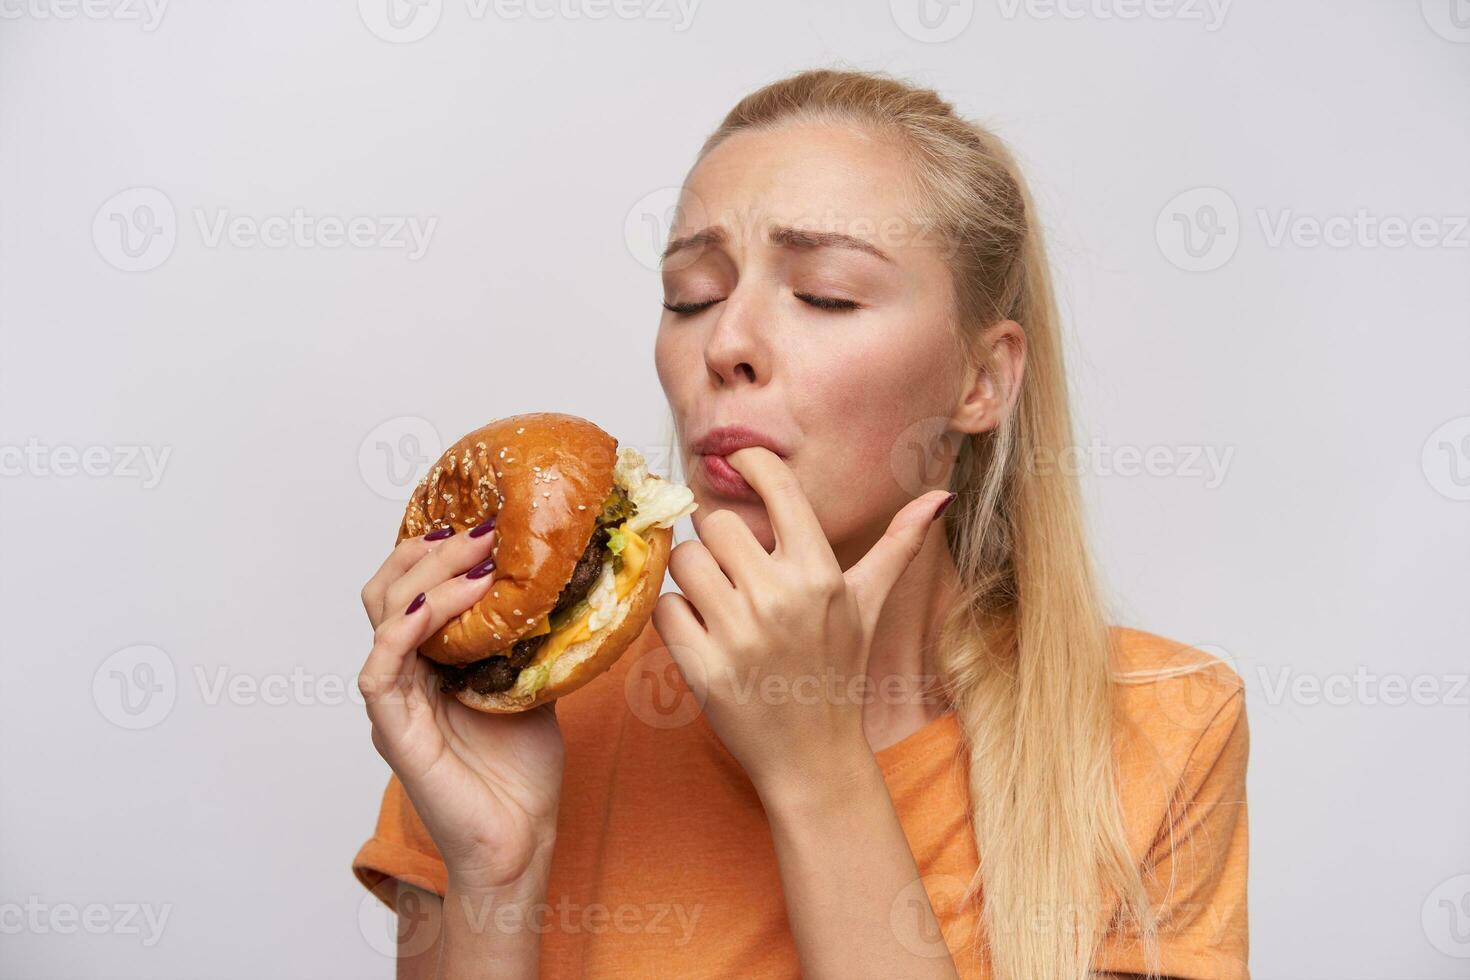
[{"xmin": 951, "ymin": 320, "xmax": 1026, "ymax": 436}]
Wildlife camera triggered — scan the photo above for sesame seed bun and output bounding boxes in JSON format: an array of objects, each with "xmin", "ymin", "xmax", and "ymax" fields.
[{"xmin": 396, "ymin": 412, "xmax": 619, "ymax": 666}]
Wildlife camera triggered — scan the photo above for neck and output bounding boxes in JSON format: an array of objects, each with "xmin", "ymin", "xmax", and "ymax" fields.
[{"xmin": 833, "ymin": 518, "xmax": 961, "ymax": 752}]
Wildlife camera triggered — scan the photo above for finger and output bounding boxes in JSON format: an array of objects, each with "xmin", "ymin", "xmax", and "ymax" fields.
[
  {"xmin": 720, "ymin": 447, "xmax": 834, "ymax": 570},
  {"xmin": 665, "ymin": 539, "xmax": 741, "ymax": 634},
  {"xmin": 361, "ymin": 526, "xmax": 458, "ymax": 627},
  {"xmin": 359, "ymin": 576, "xmax": 491, "ymax": 740},
  {"xmin": 651, "ymin": 591, "xmax": 713, "ymax": 698},
  {"xmin": 844, "ymin": 491, "xmax": 953, "ymax": 632},
  {"xmin": 384, "ymin": 520, "xmax": 498, "ymax": 617},
  {"xmin": 693, "ymin": 507, "xmax": 771, "ymax": 592}
]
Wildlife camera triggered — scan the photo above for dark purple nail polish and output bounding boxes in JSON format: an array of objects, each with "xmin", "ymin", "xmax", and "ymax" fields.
[
  {"xmin": 932, "ymin": 492, "xmax": 958, "ymax": 520},
  {"xmin": 425, "ymin": 527, "xmax": 454, "ymax": 541},
  {"xmin": 469, "ymin": 516, "xmax": 497, "ymax": 538},
  {"xmin": 405, "ymin": 592, "xmax": 427, "ymax": 615},
  {"xmin": 465, "ymin": 558, "xmax": 496, "ymax": 580}
]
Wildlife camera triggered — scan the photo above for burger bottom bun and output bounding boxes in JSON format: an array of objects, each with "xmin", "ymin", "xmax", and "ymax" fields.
[{"xmin": 450, "ymin": 523, "xmax": 672, "ymax": 714}]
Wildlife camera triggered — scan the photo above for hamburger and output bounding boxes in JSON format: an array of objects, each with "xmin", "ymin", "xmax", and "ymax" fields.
[{"xmin": 397, "ymin": 412, "xmax": 696, "ymax": 713}]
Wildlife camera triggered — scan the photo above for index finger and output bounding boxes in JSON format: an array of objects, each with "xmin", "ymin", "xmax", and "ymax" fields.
[{"xmin": 720, "ymin": 446, "xmax": 833, "ymax": 568}]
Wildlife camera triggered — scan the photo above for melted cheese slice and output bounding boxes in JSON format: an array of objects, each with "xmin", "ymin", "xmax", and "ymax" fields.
[{"xmin": 525, "ymin": 523, "xmax": 648, "ymax": 671}]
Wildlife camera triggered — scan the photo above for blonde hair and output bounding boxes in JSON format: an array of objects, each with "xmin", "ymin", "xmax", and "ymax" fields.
[{"xmin": 682, "ymin": 68, "xmax": 1180, "ymax": 980}]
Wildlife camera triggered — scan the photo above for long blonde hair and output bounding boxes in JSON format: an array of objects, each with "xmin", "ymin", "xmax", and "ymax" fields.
[{"xmin": 685, "ymin": 68, "xmax": 1170, "ymax": 980}]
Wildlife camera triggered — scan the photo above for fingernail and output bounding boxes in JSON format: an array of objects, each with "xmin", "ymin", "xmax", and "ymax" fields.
[
  {"xmin": 425, "ymin": 527, "xmax": 454, "ymax": 541},
  {"xmin": 469, "ymin": 516, "xmax": 497, "ymax": 538},
  {"xmin": 465, "ymin": 558, "xmax": 496, "ymax": 580},
  {"xmin": 931, "ymin": 492, "xmax": 958, "ymax": 520},
  {"xmin": 405, "ymin": 592, "xmax": 427, "ymax": 615}
]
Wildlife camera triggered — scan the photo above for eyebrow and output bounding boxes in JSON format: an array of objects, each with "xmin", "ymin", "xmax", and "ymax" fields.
[{"xmin": 661, "ymin": 224, "xmax": 894, "ymax": 265}]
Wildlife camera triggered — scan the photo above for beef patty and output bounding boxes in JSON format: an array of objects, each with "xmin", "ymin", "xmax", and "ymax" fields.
[{"xmin": 436, "ymin": 525, "xmax": 610, "ymax": 695}]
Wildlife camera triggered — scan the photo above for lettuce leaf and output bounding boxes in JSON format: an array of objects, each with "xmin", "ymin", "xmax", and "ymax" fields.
[{"xmin": 613, "ymin": 446, "xmax": 697, "ymax": 534}]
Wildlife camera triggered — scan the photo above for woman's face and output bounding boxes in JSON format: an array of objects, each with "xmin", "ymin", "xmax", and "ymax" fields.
[{"xmin": 654, "ymin": 120, "xmax": 976, "ymax": 561}]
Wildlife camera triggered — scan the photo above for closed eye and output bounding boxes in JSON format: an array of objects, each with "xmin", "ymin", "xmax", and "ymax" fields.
[
  {"xmin": 795, "ymin": 292, "xmax": 861, "ymax": 312},
  {"xmin": 662, "ymin": 297, "xmax": 723, "ymax": 315}
]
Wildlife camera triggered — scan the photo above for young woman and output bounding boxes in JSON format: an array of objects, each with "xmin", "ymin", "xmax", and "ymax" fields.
[{"xmin": 353, "ymin": 68, "xmax": 1250, "ymax": 980}]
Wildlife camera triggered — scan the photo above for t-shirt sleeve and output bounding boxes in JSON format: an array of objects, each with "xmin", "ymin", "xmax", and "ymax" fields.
[
  {"xmin": 1095, "ymin": 688, "xmax": 1250, "ymax": 979},
  {"xmin": 352, "ymin": 773, "xmax": 449, "ymax": 915}
]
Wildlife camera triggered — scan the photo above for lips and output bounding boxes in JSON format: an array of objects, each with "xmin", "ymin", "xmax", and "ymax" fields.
[
  {"xmin": 690, "ymin": 424, "xmax": 789, "ymax": 458},
  {"xmin": 689, "ymin": 424, "xmax": 789, "ymax": 500}
]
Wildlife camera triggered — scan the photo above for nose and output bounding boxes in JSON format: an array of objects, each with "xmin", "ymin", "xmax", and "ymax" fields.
[{"xmin": 703, "ymin": 291, "xmax": 769, "ymax": 389}]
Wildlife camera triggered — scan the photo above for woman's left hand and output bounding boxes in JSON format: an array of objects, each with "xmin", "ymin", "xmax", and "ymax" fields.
[{"xmin": 653, "ymin": 445, "xmax": 953, "ymax": 802}]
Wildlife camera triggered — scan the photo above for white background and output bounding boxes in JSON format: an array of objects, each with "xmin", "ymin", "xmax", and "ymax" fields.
[{"xmin": 2, "ymin": 1, "xmax": 1467, "ymax": 977}]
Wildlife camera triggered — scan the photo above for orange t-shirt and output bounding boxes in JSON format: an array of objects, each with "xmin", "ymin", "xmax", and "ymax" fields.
[{"xmin": 353, "ymin": 622, "xmax": 1249, "ymax": 978}]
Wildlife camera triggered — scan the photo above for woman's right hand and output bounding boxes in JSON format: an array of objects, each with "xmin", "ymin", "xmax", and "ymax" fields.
[{"xmin": 357, "ymin": 521, "xmax": 565, "ymax": 893}]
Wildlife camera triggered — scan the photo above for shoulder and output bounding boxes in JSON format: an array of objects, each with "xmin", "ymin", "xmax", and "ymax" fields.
[
  {"xmin": 1109, "ymin": 624, "xmax": 1246, "ymax": 730},
  {"xmin": 1106, "ymin": 626, "xmax": 1249, "ymax": 850}
]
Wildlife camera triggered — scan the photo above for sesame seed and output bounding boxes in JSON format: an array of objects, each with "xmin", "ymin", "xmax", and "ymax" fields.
[
  {"xmin": 516, "ymin": 427, "xmax": 525, "ymax": 434},
  {"xmin": 533, "ymin": 466, "xmax": 540, "ymax": 472},
  {"xmin": 543, "ymin": 491, "xmax": 550, "ymax": 498},
  {"xmin": 513, "ymin": 608, "xmax": 521, "ymax": 615},
  {"xmin": 525, "ymin": 618, "xmax": 534, "ymax": 625},
  {"xmin": 532, "ymin": 500, "xmax": 538, "ymax": 508},
  {"xmin": 577, "ymin": 504, "xmax": 586, "ymax": 510}
]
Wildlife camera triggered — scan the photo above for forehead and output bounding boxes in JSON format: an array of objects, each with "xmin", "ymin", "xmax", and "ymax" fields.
[{"xmin": 675, "ymin": 119, "xmax": 923, "ymax": 245}]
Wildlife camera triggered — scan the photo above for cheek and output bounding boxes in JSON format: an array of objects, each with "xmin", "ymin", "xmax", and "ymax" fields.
[
  {"xmin": 789, "ymin": 328, "xmax": 953, "ymax": 518},
  {"xmin": 654, "ymin": 327, "xmax": 693, "ymax": 407}
]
